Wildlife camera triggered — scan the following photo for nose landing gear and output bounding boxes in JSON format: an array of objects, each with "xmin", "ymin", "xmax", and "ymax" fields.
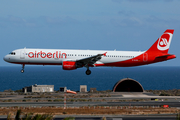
[
  {"xmin": 21, "ymin": 64, "xmax": 25, "ymax": 73},
  {"xmin": 21, "ymin": 69, "xmax": 24, "ymax": 73}
]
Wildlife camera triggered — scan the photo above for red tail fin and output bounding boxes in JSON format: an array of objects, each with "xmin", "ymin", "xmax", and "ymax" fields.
[{"xmin": 147, "ymin": 29, "xmax": 174, "ymax": 54}]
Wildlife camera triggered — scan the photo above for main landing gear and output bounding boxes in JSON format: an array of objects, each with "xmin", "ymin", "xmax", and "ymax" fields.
[
  {"xmin": 86, "ymin": 69, "xmax": 91, "ymax": 75},
  {"xmin": 21, "ymin": 64, "xmax": 25, "ymax": 73},
  {"xmin": 85, "ymin": 65, "xmax": 91, "ymax": 75}
]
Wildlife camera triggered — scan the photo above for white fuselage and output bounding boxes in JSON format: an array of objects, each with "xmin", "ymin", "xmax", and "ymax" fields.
[{"xmin": 4, "ymin": 48, "xmax": 144, "ymax": 66}]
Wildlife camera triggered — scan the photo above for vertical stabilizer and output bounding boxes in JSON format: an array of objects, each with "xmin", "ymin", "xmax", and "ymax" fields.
[{"xmin": 147, "ymin": 29, "xmax": 174, "ymax": 54}]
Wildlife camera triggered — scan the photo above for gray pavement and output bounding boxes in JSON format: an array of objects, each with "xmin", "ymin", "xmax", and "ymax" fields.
[
  {"xmin": 0, "ymin": 114, "xmax": 178, "ymax": 120},
  {"xmin": 1, "ymin": 92, "xmax": 180, "ymax": 101},
  {"xmin": 0, "ymin": 101, "xmax": 180, "ymax": 107}
]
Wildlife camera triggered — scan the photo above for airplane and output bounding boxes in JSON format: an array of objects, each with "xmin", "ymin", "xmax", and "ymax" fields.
[{"xmin": 3, "ymin": 29, "xmax": 176, "ymax": 75}]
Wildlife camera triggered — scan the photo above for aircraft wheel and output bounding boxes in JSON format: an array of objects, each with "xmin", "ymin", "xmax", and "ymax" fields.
[
  {"xmin": 21, "ymin": 69, "xmax": 24, "ymax": 73},
  {"xmin": 86, "ymin": 69, "xmax": 91, "ymax": 75}
]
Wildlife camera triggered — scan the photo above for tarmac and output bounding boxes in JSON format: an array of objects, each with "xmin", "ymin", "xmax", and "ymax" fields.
[
  {"xmin": 1, "ymin": 92, "xmax": 180, "ymax": 100},
  {"xmin": 0, "ymin": 92, "xmax": 180, "ymax": 120},
  {"xmin": 0, "ymin": 92, "xmax": 180, "ymax": 107},
  {"xmin": 0, "ymin": 114, "xmax": 178, "ymax": 120}
]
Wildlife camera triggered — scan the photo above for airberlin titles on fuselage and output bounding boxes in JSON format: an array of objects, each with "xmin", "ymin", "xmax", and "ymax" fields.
[{"xmin": 28, "ymin": 51, "xmax": 67, "ymax": 59}]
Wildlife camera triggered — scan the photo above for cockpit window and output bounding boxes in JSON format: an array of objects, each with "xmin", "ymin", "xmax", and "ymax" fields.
[{"xmin": 9, "ymin": 52, "xmax": 16, "ymax": 55}]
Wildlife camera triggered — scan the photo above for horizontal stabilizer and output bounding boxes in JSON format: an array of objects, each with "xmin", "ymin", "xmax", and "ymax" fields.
[{"xmin": 156, "ymin": 54, "xmax": 176, "ymax": 58}]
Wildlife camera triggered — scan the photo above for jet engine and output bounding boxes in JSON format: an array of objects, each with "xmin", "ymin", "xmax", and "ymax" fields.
[{"xmin": 62, "ymin": 61, "xmax": 77, "ymax": 70}]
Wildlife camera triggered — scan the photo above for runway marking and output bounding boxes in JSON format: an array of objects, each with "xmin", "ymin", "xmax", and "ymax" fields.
[
  {"xmin": 122, "ymin": 94, "xmax": 149, "ymax": 97},
  {"xmin": 113, "ymin": 118, "xmax": 122, "ymax": 120}
]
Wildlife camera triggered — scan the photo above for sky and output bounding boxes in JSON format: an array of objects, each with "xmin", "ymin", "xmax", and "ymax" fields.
[{"xmin": 0, "ymin": 0, "xmax": 180, "ymax": 66}]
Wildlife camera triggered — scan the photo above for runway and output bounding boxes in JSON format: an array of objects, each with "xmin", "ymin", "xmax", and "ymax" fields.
[
  {"xmin": 0, "ymin": 92, "xmax": 179, "ymax": 119},
  {"xmin": 0, "ymin": 114, "xmax": 177, "ymax": 120},
  {"xmin": 0, "ymin": 92, "xmax": 180, "ymax": 107},
  {"xmin": 0, "ymin": 101, "xmax": 180, "ymax": 107}
]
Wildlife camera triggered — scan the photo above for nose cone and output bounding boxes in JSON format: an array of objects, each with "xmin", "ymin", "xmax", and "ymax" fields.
[{"xmin": 3, "ymin": 55, "xmax": 9, "ymax": 62}]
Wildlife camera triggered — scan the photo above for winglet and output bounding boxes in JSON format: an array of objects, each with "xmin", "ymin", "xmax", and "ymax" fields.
[{"xmin": 103, "ymin": 52, "xmax": 107, "ymax": 56}]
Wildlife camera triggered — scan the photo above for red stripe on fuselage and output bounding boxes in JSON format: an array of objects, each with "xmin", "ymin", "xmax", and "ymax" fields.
[{"xmin": 95, "ymin": 53, "xmax": 176, "ymax": 67}]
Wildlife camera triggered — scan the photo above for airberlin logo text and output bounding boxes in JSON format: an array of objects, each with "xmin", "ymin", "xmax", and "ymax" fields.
[
  {"xmin": 28, "ymin": 51, "xmax": 67, "ymax": 59},
  {"xmin": 157, "ymin": 32, "xmax": 172, "ymax": 51}
]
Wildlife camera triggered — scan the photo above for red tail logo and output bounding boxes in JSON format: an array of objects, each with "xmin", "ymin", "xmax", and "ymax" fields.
[
  {"xmin": 157, "ymin": 32, "xmax": 172, "ymax": 51},
  {"xmin": 146, "ymin": 29, "xmax": 174, "ymax": 54},
  {"xmin": 159, "ymin": 38, "xmax": 168, "ymax": 47}
]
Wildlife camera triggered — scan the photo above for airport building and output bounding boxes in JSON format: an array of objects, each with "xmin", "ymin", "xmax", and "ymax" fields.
[
  {"xmin": 113, "ymin": 78, "xmax": 144, "ymax": 92},
  {"xmin": 80, "ymin": 85, "xmax": 87, "ymax": 92},
  {"xmin": 23, "ymin": 84, "xmax": 54, "ymax": 93},
  {"xmin": 22, "ymin": 78, "xmax": 143, "ymax": 93},
  {"xmin": 59, "ymin": 87, "xmax": 67, "ymax": 92},
  {"xmin": 90, "ymin": 88, "xmax": 97, "ymax": 93}
]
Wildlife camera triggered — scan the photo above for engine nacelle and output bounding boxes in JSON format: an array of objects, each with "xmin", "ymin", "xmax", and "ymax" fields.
[{"xmin": 62, "ymin": 61, "xmax": 77, "ymax": 70}]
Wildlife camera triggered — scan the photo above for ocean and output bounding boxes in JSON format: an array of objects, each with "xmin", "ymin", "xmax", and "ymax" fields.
[{"xmin": 0, "ymin": 66, "xmax": 180, "ymax": 92}]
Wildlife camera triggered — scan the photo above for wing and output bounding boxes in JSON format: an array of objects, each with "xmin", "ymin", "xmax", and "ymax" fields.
[{"xmin": 76, "ymin": 52, "xmax": 107, "ymax": 67}]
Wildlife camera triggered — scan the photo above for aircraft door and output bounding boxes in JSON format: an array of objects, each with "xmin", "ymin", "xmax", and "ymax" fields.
[
  {"xmin": 20, "ymin": 50, "xmax": 25, "ymax": 59},
  {"xmin": 143, "ymin": 53, "xmax": 148, "ymax": 62}
]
